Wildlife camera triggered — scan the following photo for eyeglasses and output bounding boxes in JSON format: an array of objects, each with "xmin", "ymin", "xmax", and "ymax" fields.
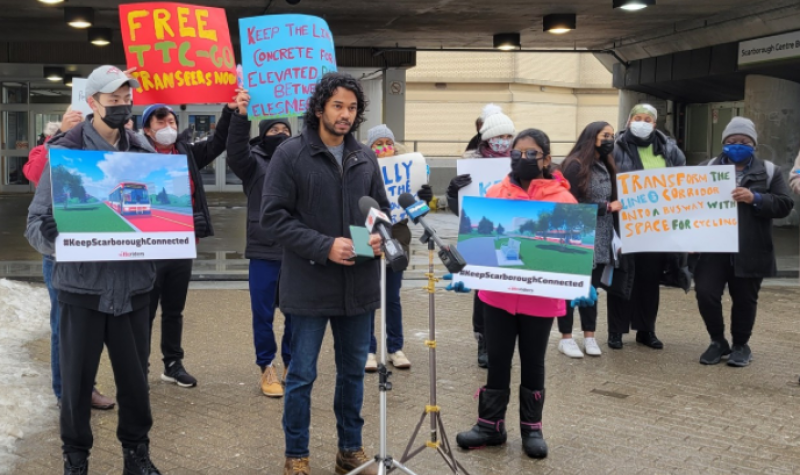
[{"xmin": 510, "ymin": 149, "xmax": 543, "ymax": 160}]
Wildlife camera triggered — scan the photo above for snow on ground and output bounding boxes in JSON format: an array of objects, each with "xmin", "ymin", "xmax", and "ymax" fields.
[{"xmin": 0, "ymin": 279, "xmax": 55, "ymax": 473}]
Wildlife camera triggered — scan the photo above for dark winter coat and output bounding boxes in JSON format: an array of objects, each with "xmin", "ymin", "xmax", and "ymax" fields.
[
  {"xmin": 260, "ymin": 127, "xmax": 392, "ymax": 317},
  {"xmin": 25, "ymin": 119, "xmax": 156, "ymax": 316},
  {"xmin": 614, "ymin": 129, "xmax": 686, "ymax": 173},
  {"xmin": 561, "ymin": 159, "xmax": 615, "ymax": 266},
  {"xmin": 692, "ymin": 155, "xmax": 794, "ymax": 278},
  {"xmin": 226, "ymin": 111, "xmax": 284, "ymax": 261}
]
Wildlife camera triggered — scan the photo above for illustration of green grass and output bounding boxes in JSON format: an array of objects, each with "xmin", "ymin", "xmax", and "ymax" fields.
[
  {"xmin": 494, "ymin": 237, "xmax": 593, "ymax": 275},
  {"xmin": 53, "ymin": 204, "xmax": 135, "ymax": 233}
]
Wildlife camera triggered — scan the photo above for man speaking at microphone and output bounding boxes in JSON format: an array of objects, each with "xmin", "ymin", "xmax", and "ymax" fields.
[{"xmin": 261, "ymin": 72, "xmax": 389, "ymax": 475}]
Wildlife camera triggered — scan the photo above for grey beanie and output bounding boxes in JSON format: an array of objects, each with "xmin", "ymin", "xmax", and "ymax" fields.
[
  {"xmin": 366, "ymin": 124, "xmax": 395, "ymax": 147},
  {"xmin": 722, "ymin": 117, "xmax": 758, "ymax": 146}
]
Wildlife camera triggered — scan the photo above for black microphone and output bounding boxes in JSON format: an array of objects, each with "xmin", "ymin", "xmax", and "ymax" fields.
[
  {"xmin": 358, "ymin": 196, "xmax": 409, "ymax": 273},
  {"xmin": 398, "ymin": 193, "xmax": 467, "ymax": 274}
]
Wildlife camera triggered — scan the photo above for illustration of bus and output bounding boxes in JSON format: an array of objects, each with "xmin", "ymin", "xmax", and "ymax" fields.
[{"xmin": 108, "ymin": 182, "xmax": 151, "ymax": 216}]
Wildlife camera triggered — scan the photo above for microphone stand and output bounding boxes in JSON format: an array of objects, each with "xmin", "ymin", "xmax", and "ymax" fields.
[
  {"xmin": 347, "ymin": 253, "xmax": 418, "ymax": 475},
  {"xmin": 395, "ymin": 232, "xmax": 471, "ymax": 475}
]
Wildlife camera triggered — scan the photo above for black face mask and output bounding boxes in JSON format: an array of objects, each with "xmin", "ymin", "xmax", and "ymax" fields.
[
  {"xmin": 262, "ymin": 134, "xmax": 290, "ymax": 156},
  {"xmin": 99, "ymin": 104, "xmax": 133, "ymax": 130},
  {"xmin": 511, "ymin": 157, "xmax": 543, "ymax": 181},
  {"xmin": 596, "ymin": 139, "xmax": 614, "ymax": 157}
]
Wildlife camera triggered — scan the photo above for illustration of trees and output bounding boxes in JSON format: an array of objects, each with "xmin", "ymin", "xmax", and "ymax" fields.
[
  {"xmin": 459, "ymin": 211, "xmax": 473, "ymax": 235},
  {"xmin": 519, "ymin": 219, "xmax": 537, "ymax": 235},
  {"xmin": 157, "ymin": 187, "xmax": 170, "ymax": 205},
  {"xmin": 477, "ymin": 217, "xmax": 494, "ymax": 235},
  {"xmin": 496, "ymin": 223, "xmax": 505, "ymax": 236},
  {"xmin": 51, "ymin": 165, "xmax": 86, "ymax": 209},
  {"xmin": 536, "ymin": 211, "xmax": 552, "ymax": 236}
]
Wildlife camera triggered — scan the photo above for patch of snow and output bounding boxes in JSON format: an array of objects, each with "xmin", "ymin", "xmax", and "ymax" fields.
[{"xmin": 0, "ymin": 279, "xmax": 55, "ymax": 472}]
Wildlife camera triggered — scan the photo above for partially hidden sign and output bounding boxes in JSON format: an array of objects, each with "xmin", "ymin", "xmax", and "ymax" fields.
[
  {"xmin": 238, "ymin": 14, "xmax": 337, "ymax": 119},
  {"xmin": 379, "ymin": 153, "xmax": 428, "ymax": 223},
  {"xmin": 456, "ymin": 158, "xmax": 510, "ymax": 212},
  {"xmin": 119, "ymin": 2, "xmax": 237, "ymax": 105},
  {"xmin": 617, "ymin": 166, "xmax": 739, "ymax": 253}
]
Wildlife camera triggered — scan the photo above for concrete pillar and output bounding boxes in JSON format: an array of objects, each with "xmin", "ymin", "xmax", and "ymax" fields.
[
  {"xmin": 382, "ymin": 68, "xmax": 406, "ymax": 142},
  {"xmin": 744, "ymin": 75, "xmax": 800, "ymax": 226}
]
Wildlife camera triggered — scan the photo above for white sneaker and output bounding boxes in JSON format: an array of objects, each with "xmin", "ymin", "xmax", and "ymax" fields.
[
  {"xmin": 584, "ymin": 337, "xmax": 602, "ymax": 356},
  {"xmin": 365, "ymin": 353, "xmax": 378, "ymax": 373},
  {"xmin": 558, "ymin": 338, "xmax": 584, "ymax": 358},
  {"xmin": 388, "ymin": 351, "xmax": 411, "ymax": 369}
]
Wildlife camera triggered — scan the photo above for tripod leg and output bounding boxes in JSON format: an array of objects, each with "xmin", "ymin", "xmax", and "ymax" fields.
[
  {"xmin": 390, "ymin": 460, "xmax": 421, "ymax": 475},
  {"xmin": 400, "ymin": 410, "xmax": 428, "ymax": 461},
  {"xmin": 345, "ymin": 460, "xmax": 379, "ymax": 475}
]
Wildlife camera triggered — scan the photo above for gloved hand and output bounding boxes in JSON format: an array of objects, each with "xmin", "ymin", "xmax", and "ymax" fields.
[
  {"xmin": 570, "ymin": 286, "xmax": 598, "ymax": 308},
  {"xmin": 193, "ymin": 212, "xmax": 208, "ymax": 236},
  {"xmin": 417, "ymin": 184, "xmax": 434, "ymax": 203},
  {"xmin": 446, "ymin": 174, "xmax": 472, "ymax": 197},
  {"xmin": 40, "ymin": 215, "xmax": 59, "ymax": 243},
  {"xmin": 443, "ymin": 273, "xmax": 471, "ymax": 293}
]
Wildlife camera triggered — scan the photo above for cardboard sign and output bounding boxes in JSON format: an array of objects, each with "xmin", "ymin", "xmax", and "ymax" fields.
[
  {"xmin": 454, "ymin": 196, "xmax": 597, "ymax": 300},
  {"xmin": 617, "ymin": 166, "xmax": 739, "ymax": 253},
  {"xmin": 379, "ymin": 152, "xmax": 428, "ymax": 223},
  {"xmin": 238, "ymin": 14, "xmax": 337, "ymax": 119},
  {"xmin": 456, "ymin": 158, "xmax": 510, "ymax": 212},
  {"xmin": 49, "ymin": 149, "xmax": 197, "ymax": 262},
  {"xmin": 119, "ymin": 2, "xmax": 237, "ymax": 105},
  {"xmin": 70, "ymin": 78, "xmax": 93, "ymax": 116}
]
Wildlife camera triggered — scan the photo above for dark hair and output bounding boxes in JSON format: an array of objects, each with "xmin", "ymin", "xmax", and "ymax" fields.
[
  {"xmin": 561, "ymin": 121, "xmax": 617, "ymax": 201},
  {"xmin": 304, "ymin": 72, "xmax": 368, "ymax": 134},
  {"xmin": 513, "ymin": 128, "xmax": 553, "ymax": 179},
  {"xmin": 145, "ymin": 107, "xmax": 176, "ymax": 129}
]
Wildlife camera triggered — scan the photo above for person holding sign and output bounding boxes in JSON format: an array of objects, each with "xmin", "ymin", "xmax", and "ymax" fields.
[
  {"xmin": 608, "ymin": 104, "xmax": 686, "ymax": 350},
  {"xmin": 260, "ymin": 72, "xmax": 388, "ymax": 475},
  {"xmin": 226, "ymin": 88, "xmax": 295, "ymax": 398},
  {"xmin": 456, "ymin": 129, "xmax": 596, "ymax": 459},
  {"xmin": 447, "ymin": 103, "xmax": 517, "ymax": 369},
  {"xmin": 363, "ymin": 124, "xmax": 413, "ymax": 372},
  {"xmin": 140, "ymin": 96, "xmax": 237, "ymax": 390},
  {"xmin": 558, "ymin": 121, "xmax": 622, "ymax": 358},
  {"xmin": 24, "ymin": 65, "xmax": 161, "ymax": 475},
  {"xmin": 693, "ymin": 118, "xmax": 793, "ymax": 367}
]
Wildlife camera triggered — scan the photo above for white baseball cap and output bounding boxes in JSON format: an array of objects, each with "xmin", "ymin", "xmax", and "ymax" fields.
[{"xmin": 85, "ymin": 65, "xmax": 140, "ymax": 97}]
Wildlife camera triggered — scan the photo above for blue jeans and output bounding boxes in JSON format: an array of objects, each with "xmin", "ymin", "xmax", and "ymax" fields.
[
  {"xmin": 250, "ymin": 259, "xmax": 292, "ymax": 367},
  {"xmin": 283, "ymin": 312, "xmax": 371, "ymax": 458},
  {"xmin": 43, "ymin": 255, "xmax": 61, "ymax": 400},
  {"xmin": 369, "ymin": 269, "xmax": 404, "ymax": 354}
]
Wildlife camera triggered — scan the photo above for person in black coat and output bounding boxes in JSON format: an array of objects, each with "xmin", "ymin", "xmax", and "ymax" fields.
[
  {"xmin": 693, "ymin": 117, "xmax": 793, "ymax": 367},
  {"xmin": 227, "ymin": 92, "xmax": 294, "ymax": 398}
]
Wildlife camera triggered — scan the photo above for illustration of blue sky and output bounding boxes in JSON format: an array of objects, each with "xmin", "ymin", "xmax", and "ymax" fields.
[
  {"xmin": 461, "ymin": 196, "xmax": 556, "ymax": 230},
  {"xmin": 50, "ymin": 149, "xmax": 190, "ymax": 199}
]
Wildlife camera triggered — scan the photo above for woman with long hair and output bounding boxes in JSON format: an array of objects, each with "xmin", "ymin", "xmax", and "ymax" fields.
[{"xmin": 557, "ymin": 121, "xmax": 621, "ymax": 358}]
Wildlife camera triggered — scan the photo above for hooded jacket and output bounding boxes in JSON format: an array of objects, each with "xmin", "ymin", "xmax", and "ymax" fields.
[
  {"xmin": 25, "ymin": 119, "xmax": 157, "ymax": 316},
  {"xmin": 477, "ymin": 172, "xmax": 577, "ymax": 318},
  {"xmin": 260, "ymin": 126, "xmax": 392, "ymax": 317}
]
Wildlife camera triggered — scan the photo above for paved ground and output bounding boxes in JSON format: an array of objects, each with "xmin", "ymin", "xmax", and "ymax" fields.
[{"xmin": 8, "ymin": 281, "xmax": 800, "ymax": 474}]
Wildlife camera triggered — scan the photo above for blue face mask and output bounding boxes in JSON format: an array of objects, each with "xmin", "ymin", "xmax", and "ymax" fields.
[{"xmin": 723, "ymin": 144, "xmax": 754, "ymax": 163}]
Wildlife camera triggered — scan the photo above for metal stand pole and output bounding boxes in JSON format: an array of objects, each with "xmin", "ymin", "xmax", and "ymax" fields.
[
  {"xmin": 347, "ymin": 254, "xmax": 418, "ymax": 475},
  {"xmin": 395, "ymin": 237, "xmax": 471, "ymax": 475}
]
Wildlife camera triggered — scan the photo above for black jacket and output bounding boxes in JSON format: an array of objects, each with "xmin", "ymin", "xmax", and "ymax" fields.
[
  {"xmin": 260, "ymin": 127, "xmax": 392, "ymax": 317},
  {"xmin": 614, "ymin": 129, "xmax": 686, "ymax": 173},
  {"xmin": 226, "ymin": 111, "xmax": 283, "ymax": 261},
  {"xmin": 693, "ymin": 155, "xmax": 794, "ymax": 278}
]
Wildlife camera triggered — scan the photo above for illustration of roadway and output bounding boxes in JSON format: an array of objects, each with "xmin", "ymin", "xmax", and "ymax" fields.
[{"xmin": 107, "ymin": 203, "xmax": 194, "ymax": 233}]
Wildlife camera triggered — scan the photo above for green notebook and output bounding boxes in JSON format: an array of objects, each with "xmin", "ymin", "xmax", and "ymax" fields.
[{"xmin": 349, "ymin": 226, "xmax": 376, "ymax": 264}]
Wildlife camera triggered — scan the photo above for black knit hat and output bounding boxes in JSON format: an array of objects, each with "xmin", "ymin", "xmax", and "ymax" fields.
[{"xmin": 258, "ymin": 119, "xmax": 292, "ymax": 137}]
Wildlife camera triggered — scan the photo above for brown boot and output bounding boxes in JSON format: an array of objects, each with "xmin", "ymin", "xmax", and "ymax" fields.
[
  {"xmin": 335, "ymin": 448, "xmax": 377, "ymax": 475},
  {"xmin": 283, "ymin": 457, "xmax": 310, "ymax": 475},
  {"xmin": 91, "ymin": 388, "xmax": 115, "ymax": 410}
]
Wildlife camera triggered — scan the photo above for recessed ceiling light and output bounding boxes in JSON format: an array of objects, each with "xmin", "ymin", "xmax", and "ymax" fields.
[
  {"xmin": 544, "ymin": 14, "xmax": 576, "ymax": 34},
  {"xmin": 44, "ymin": 66, "xmax": 65, "ymax": 82},
  {"xmin": 493, "ymin": 33, "xmax": 521, "ymax": 51},
  {"xmin": 89, "ymin": 28, "xmax": 112, "ymax": 46},
  {"xmin": 65, "ymin": 7, "xmax": 94, "ymax": 28},
  {"xmin": 613, "ymin": 0, "xmax": 655, "ymax": 11}
]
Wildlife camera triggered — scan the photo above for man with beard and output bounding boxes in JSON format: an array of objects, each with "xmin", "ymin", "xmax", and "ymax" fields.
[
  {"xmin": 226, "ymin": 89, "xmax": 294, "ymax": 398},
  {"xmin": 261, "ymin": 72, "xmax": 390, "ymax": 475}
]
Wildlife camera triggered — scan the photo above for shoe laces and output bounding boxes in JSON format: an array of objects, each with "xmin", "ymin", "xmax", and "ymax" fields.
[
  {"xmin": 65, "ymin": 463, "xmax": 87, "ymax": 475},
  {"xmin": 348, "ymin": 448, "xmax": 371, "ymax": 464},
  {"xmin": 290, "ymin": 457, "xmax": 310, "ymax": 471},
  {"xmin": 263, "ymin": 366, "xmax": 279, "ymax": 386}
]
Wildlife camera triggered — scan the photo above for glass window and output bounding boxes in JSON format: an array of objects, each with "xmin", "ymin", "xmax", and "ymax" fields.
[
  {"xmin": 189, "ymin": 115, "xmax": 218, "ymax": 186},
  {"xmin": 5, "ymin": 156, "xmax": 30, "ymax": 185},
  {"xmin": 2, "ymin": 82, "xmax": 28, "ymax": 104},
  {"xmin": 2, "ymin": 111, "xmax": 29, "ymax": 150}
]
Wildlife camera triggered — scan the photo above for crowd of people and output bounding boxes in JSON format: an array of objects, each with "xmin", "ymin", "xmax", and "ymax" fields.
[{"xmin": 22, "ymin": 64, "xmax": 798, "ymax": 475}]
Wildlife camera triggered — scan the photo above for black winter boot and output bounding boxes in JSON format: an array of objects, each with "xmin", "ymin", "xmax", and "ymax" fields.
[
  {"xmin": 476, "ymin": 333, "xmax": 489, "ymax": 369},
  {"xmin": 456, "ymin": 387, "xmax": 509, "ymax": 449},
  {"xmin": 520, "ymin": 386, "xmax": 548, "ymax": 459},
  {"xmin": 123, "ymin": 444, "xmax": 162, "ymax": 475},
  {"xmin": 63, "ymin": 452, "xmax": 88, "ymax": 475}
]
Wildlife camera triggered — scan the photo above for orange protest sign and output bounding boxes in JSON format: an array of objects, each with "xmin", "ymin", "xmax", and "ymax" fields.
[{"xmin": 119, "ymin": 2, "xmax": 237, "ymax": 105}]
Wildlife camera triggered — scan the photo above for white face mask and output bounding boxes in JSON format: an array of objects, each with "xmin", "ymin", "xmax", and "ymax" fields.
[
  {"xmin": 153, "ymin": 126, "xmax": 177, "ymax": 146},
  {"xmin": 629, "ymin": 121, "xmax": 654, "ymax": 139}
]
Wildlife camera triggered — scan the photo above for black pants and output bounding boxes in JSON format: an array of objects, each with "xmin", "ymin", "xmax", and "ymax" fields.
[
  {"xmin": 607, "ymin": 253, "xmax": 663, "ymax": 334},
  {"xmin": 60, "ymin": 302, "xmax": 152, "ymax": 456},
  {"xmin": 148, "ymin": 259, "xmax": 193, "ymax": 364},
  {"xmin": 484, "ymin": 303, "xmax": 554, "ymax": 391},
  {"xmin": 558, "ymin": 266, "xmax": 605, "ymax": 334},
  {"xmin": 694, "ymin": 253, "xmax": 763, "ymax": 346},
  {"xmin": 472, "ymin": 291, "xmax": 485, "ymax": 335}
]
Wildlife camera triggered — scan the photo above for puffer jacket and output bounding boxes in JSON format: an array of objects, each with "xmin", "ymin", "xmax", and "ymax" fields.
[{"xmin": 477, "ymin": 172, "xmax": 578, "ymax": 318}]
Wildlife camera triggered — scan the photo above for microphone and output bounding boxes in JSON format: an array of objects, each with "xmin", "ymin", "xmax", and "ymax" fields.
[
  {"xmin": 358, "ymin": 196, "xmax": 409, "ymax": 273},
  {"xmin": 398, "ymin": 193, "xmax": 467, "ymax": 274}
]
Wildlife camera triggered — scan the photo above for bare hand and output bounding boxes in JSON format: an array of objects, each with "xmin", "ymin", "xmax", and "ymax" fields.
[
  {"xmin": 368, "ymin": 234, "xmax": 382, "ymax": 256},
  {"xmin": 608, "ymin": 201, "xmax": 623, "ymax": 213},
  {"xmin": 328, "ymin": 237, "xmax": 356, "ymax": 266},
  {"xmin": 60, "ymin": 110, "xmax": 83, "ymax": 133},
  {"xmin": 732, "ymin": 187, "xmax": 754, "ymax": 204},
  {"xmin": 122, "ymin": 67, "xmax": 137, "ymax": 79},
  {"xmin": 234, "ymin": 88, "xmax": 250, "ymax": 115}
]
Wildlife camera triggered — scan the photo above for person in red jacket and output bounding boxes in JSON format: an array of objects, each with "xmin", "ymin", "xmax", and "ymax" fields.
[{"xmin": 24, "ymin": 108, "xmax": 83, "ymax": 186}]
